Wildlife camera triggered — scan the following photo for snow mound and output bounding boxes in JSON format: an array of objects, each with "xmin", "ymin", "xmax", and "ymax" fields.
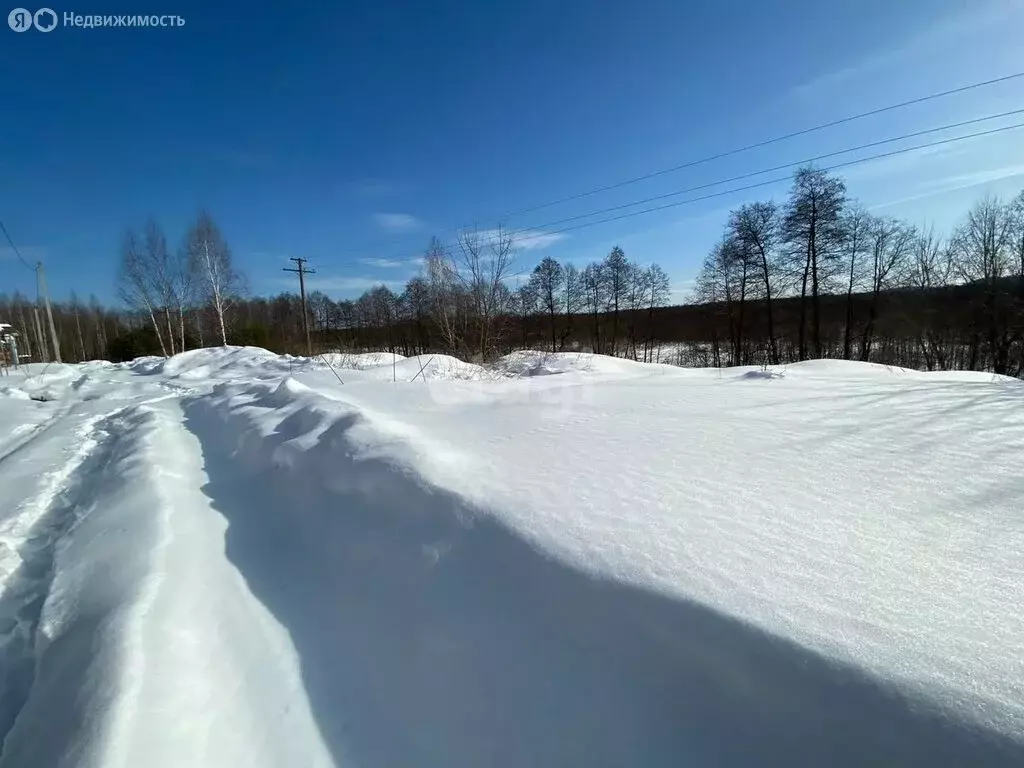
[
  {"xmin": 779, "ymin": 359, "xmax": 1023, "ymax": 383},
  {"xmin": 739, "ymin": 369, "xmax": 786, "ymax": 380},
  {"xmin": 123, "ymin": 355, "xmax": 166, "ymax": 373},
  {"xmin": 157, "ymin": 346, "xmax": 282, "ymax": 377},
  {"xmin": 495, "ymin": 351, "xmax": 684, "ymax": 378},
  {"xmin": 390, "ymin": 354, "xmax": 490, "ymax": 381},
  {"xmin": 128, "ymin": 346, "xmax": 304, "ymax": 379},
  {"xmin": 175, "ymin": 371, "xmax": 1024, "ymax": 766},
  {"xmin": 0, "ymin": 386, "xmax": 31, "ymax": 401},
  {"xmin": 5, "ymin": 365, "xmax": 87, "ymax": 402},
  {"xmin": 318, "ymin": 352, "xmax": 406, "ymax": 370}
]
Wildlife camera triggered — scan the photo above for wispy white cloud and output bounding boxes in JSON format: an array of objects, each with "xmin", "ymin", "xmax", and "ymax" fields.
[
  {"xmin": 373, "ymin": 212, "xmax": 422, "ymax": 232},
  {"xmin": 870, "ymin": 165, "xmax": 1024, "ymax": 210},
  {"xmin": 468, "ymin": 228, "xmax": 567, "ymax": 251},
  {"xmin": 842, "ymin": 128, "xmax": 1023, "ymax": 184},
  {"xmin": 359, "ymin": 256, "xmax": 424, "ymax": 269},
  {"xmin": 789, "ymin": 1, "xmax": 1020, "ymax": 100}
]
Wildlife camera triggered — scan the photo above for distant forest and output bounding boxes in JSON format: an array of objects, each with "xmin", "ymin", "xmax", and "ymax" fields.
[{"xmin": 2, "ymin": 166, "xmax": 1023, "ymax": 377}]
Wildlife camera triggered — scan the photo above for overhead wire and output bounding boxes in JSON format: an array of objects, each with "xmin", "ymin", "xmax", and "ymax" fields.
[
  {"xmin": 489, "ymin": 109, "xmax": 1024, "ymax": 238},
  {"xmin": 321, "ymin": 117, "xmax": 1024, "ymax": 266},
  {"xmin": 327, "ymin": 70, "xmax": 1024, "ymax": 260},
  {"xmin": 499, "ymin": 70, "xmax": 1024, "ymax": 219},
  {"xmin": 0, "ymin": 221, "xmax": 37, "ymax": 272},
  {"xmin": 507, "ymin": 121, "xmax": 1024, "ymax": 244}
]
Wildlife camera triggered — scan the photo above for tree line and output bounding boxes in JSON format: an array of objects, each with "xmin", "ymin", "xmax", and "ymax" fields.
[
  {"xmin": 691, "ymin": 166, "xmax": 1024, "ymax": 375},
  {"xmin": 3, "ymin": 166, "xmax": 1023, "ymax": 377},
  {"xmin": 238, "ymin": 229, "xmax": 672, "ymax": 363}
]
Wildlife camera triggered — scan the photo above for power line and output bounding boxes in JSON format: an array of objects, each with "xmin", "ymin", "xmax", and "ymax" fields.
[
  {"xmin": 499, "ymin": 108, "xmax": 1024, "ymax": 239},
  {"xmin": 513, "ymin": 121, "xmax": 1024, "ymax": 243},
  {"xmin": 326, "ymin": 118, "xmax": 1024, "ymax": 267},
  {"xmin": 1, "ymin": 221, "xmax": 62, "ymax": 362},
  {"xmin": 331, "ymin": 69, "xmax": 1024, "ymax": 261},
  {"xmin": 0, "ymin": 221, "xmax": 36, "ymax": 272},
  {"xmin": 500, "ymin": 70, "xmax": 1024, "ymax": 219}
]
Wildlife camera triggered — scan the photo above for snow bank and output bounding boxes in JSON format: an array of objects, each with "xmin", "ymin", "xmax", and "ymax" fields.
[
  {"xmin": 147, "ymin": 346, "xmax": 285, "ymax": 378},
  {"xmin": 177, "ymin": 372, "xmax": 1024, "ymax": 766},
  {"xmin": 768, "ymin": 358, "xmax": 1024, "ymax": 383},
  {"xmin": 0, "ymin": 387, "xmax": 30, "ymax": 401},
  {"xmin": 319, "ymin": 351, "xmax": 406, "ymax": 370},
  {"xmin": 494, "ymin": 350, "xmax": 683, "ymax": 378},
  {"xmin": 2, "ymin": 348, "xmax": 1022, "ymax": 766},
  {"xmin": 0, "ymin": 365, "xmax": 87, "ymax": 402}
]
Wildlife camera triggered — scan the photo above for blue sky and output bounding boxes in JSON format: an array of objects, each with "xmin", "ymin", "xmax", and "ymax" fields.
[{"xmin": 2, "ymin": 0, "xmax": 1023, "ymax": 305}]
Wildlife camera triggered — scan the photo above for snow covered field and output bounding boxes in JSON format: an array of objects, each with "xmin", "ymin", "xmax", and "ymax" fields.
[{"xmin": 0, "ymin": 349, "xmax": 1022, "ymax": 767}]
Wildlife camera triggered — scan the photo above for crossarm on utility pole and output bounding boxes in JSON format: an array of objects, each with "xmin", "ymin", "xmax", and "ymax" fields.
[{"xmin": 283, "ymin": 257, "xmax": 316, "ymax": 356}]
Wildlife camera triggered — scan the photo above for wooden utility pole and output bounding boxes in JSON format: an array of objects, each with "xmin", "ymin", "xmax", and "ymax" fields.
[
  {"xmin": 283, "ymin": 257, "xmax": 315, "ymax": 356},
  {"xmin": 32, "ymin": 306, "xmax": 48, "ymax": 361},
  {"xmin": 36, "ymin": 262, "xmax": 61, "ymax": 363}
]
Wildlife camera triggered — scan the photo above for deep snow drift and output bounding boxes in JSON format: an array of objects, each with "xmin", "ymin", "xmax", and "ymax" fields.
[{"xmin": 0, "ymin": 347, "xmax": 1022, "ymax": 767}]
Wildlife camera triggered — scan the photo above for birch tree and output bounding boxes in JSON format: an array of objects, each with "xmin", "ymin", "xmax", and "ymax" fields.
[
  {"xmin": 187, "ymin": 210, "xmax": 241, "ymax": 346},
  {"xmin": 118, "ymin": 227, "xmax": 169, "ymax": 356}
]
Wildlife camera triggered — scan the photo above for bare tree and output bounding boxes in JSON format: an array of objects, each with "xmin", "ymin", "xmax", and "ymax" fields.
[
  {"xmin": 173, "ymin": 242, "xmax": 195, "ymax": 352},
  {"xmin": 402, "ymin": 276, "xmax": 431, "ymax": 354},
  {"xmin": 513, "ymin": 282, "xmax": 538, "ymax": 349},
  {"xmin": 89, "ymin": 294, "xmax": 107, "ymax": 359},
  {"xmin": 69, "ymin": 291, "xmax": 87, "ymax": 361},
  {"xmin": 730, "ymin": 201, "xmax": 781, "ymax": 363},
  {"xmin": 527, "ymin": 256, "xmax": 564, "ymax": 353},
  {"xmin": 837, "ymin": 205, "xmax": 871, "ymax": 360},
  {"xmin": 142, "ymin": 220, "xmax": 179, "ymax": 354},
  {"xmin": 906, "ymin": 228, "xmax": 953, "ymax": 370},
  {"xmin": 1011, "ymin": 191, "xmax": 1024, "ymax": 374},
  {"xmin": 782, "ymin": 167, "xmax": 847, "ymax": 360},
  {"xmin": 643, "ymin": 264, "xmax": 670, "ymax": 363},
  {"xmin": 693, "ymin": 245, "xmax": 731, "ymax": 367},
  {"xmin": 625, "ymin": 265, "xmax": 650, "ymax": 360},
  {"xmin": 187, "ymin": 210, "xmax": 241, "ymax": 346},
  {"xmin": 118, "ymin": 227, "xmax": 169, "ymax": 356},
  {"xmin": 424, "ymin": 238, "xmax": 465, "ymax": 356},
  {"xmin": 561, "ymin": 263, "xmax": 584, "ymax": 351},
  {"xmin": 861, "ymin": 216, "xmax": 914, "ymax": 361},
  {"xmin": 719, "ymin": 235, "xmax": 754, "ymax": 365},
  {"xmin": 603, "ymin": 246, "xmax": 632, "ymax": 356},
  {"xmin": 950, "ymin": 195, "xmax": 1016, "ymax": 373},
  {"xmin": 1012, "ymin": 190, "xmax": 1024, "ymax": 283},
  {"xmin": 582, "ymin": 262, "xmax": 607, "ymax": 353},
  {"xmin": 456, "ymin": 227, "xmax": 516, "ymax": 360}
]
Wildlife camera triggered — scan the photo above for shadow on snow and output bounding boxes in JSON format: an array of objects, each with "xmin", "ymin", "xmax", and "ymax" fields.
[{"xmin": 183, "ymin": 401, "xmax": 1023, "ymax": 768}]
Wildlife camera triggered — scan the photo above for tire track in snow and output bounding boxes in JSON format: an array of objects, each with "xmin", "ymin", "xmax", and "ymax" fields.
[
  {"xmin": 0, "ymin": 413, "xmax": 109, "ymax": 752},
  {"xmin": 0, "ymin": 393, "xmax": 183, "ymax": 759}
]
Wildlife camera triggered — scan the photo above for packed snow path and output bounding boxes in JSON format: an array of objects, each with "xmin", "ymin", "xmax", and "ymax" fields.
[{"xmin": 0, "ymin": 350, "xmax": 1022, "ymax": 767}]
